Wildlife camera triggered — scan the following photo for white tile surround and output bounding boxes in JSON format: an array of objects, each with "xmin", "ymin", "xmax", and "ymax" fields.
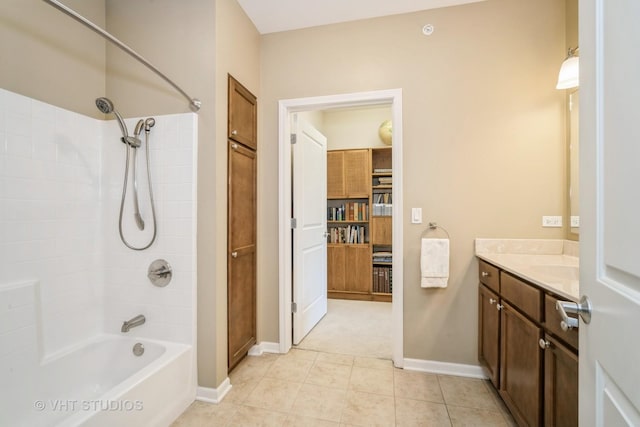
[{"xmin": 0, "ymin": 88, "xmax": 197, "ymax": 365}]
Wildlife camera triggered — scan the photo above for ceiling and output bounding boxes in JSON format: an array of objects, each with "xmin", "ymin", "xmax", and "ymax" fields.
[{"xmin": 237, "ymin": 0, "xmax": 486, "ymax": 34}]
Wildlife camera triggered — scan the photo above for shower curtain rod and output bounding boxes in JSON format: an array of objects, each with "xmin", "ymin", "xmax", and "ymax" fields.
[{"xmin": 42, "ymin": 0, "xmax": 201, "ymax": 112}]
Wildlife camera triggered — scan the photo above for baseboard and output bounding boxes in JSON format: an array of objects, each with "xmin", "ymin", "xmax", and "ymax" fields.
[
  {"xmin": 403, "ymin": 358, "xmax": 487, "ymax": 379},
  {"xmin": 196, "ymin": 378, "xmax": 232, "ymax": 404},
  {"xmin": 248, "ymin": 341, "xmax": 281, "ymax": 356}
]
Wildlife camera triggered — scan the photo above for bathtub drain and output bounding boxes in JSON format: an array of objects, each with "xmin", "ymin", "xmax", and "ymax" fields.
[{"xmin": 133, "ymin": 342, "xmax": 145, "ymax": 356}]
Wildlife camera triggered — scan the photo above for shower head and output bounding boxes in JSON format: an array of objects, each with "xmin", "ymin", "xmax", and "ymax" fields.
[
  {"xmin": 95, "ymin": 97, "xmax": 129, "ymax": 141},
  {"xmin": 144, "ymin": 118, "xmax": 155, "ymax": 133},
  {"xmin": 95, "ymin": 97, "xmax": 114, "ymax": 114}
]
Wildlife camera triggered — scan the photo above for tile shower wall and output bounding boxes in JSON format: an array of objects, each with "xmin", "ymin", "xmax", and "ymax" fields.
[
  {"xmin": 101, "ymin": 112, "xmax": 197, "ymax": 344},
  {"xmin": 0, "ymin": 88, "xmax": 103, "ymax": 359},
  {"xmin": 0, "ymin": 88, "xmax": 197, "ymax": 368}
]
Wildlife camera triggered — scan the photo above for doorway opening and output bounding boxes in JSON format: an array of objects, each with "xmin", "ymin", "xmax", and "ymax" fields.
[{"xmin": 278, "ymin": 89, "xmax": 404, "ymax": 367}]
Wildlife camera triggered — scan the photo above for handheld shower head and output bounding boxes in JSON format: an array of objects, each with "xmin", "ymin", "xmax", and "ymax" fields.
[
  {"xmin": 95, "ymin": 97, "xmax": 129, "ymax": 140},
  {"xmin": 134, "ymin": 119, "xmax": 145, "ymax": 137},
  {"xmin": 144, "ymin": 118, "xmax": 156, "ymax": 133}
]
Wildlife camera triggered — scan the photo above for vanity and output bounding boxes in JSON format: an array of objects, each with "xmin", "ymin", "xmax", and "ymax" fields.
[{"xmin": 475, "ymin": 239, "xmax": 579, "ymax": 427}]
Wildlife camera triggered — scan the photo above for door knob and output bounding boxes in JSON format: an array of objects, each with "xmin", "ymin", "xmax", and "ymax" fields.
[
  {"xmin": 481, "ymin": 271, "xmax": 491, "ymax": 277},
  {"xmin": 496, "ymin": 304, "xmax": 504, "ymax": 311},
  {"xmin": 231, "ymin": 143, "xmax": 238, "ymax": 150},
  {"xmin": 556, "ymin": 295, "xmax": 592, "ymax": 331},
  {"xmin": 539, "ymin": 339, "xmax": 551, "ymax": 349},
  {"xmin": 489, "ymin": 298, "xmax": 497, "ymax": 305},
  {"xmin": 231, "ymin": 251, "xmax": 238, "ymax": 258},
  {"xmin": 231, "ymin": 129, "xmax": 238, "ymax": 136}
]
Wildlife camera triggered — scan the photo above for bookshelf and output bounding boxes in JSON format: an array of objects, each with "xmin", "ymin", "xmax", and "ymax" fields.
[
  {"xmin": 326, "ymin": 147, "xmax": 392, "ymax": 302},
  {"xmin": 371, "ymin": 147, "xmax": 392, "ymax": 300}
]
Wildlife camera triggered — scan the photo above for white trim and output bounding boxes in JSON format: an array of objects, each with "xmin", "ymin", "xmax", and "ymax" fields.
[
  {"xmin": 249, "ymin": 341, "xmax": 281, "ymax": 356},
  {"xmin": 403, "ymin": 358, "xmax": 487, "ymax": 379},
  {"xmin": 278, "ymin": 89, "xmax": 404, "ymax": 366},
  {"xmin": 196, "ymin": 378, "xmax": 232, "ymax": 404}
]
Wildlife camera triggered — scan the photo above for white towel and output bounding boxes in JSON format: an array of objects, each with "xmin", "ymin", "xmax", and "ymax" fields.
[{"xmin": 420, "ymin": 238, "xmax": 450, "ymax": 288}]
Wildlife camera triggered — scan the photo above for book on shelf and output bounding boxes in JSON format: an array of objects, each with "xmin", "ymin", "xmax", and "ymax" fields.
[
  {"xmin": 372, "ymin": 251, "xmax": 392, "ymax": 263},
  {"xmin": 373, "ymin": 168, "xmax": 392, "ymax": 173},
  {"xmin": 327, "ymin": 202, "xmax": 368, "ymax": 221},
  {"xmin": 372, "ymin": 265, "xmax": 392, "ymax": 293},
  {"xmin": 328, "ymin": 224, "xmax": 367, "ymax": 244}
]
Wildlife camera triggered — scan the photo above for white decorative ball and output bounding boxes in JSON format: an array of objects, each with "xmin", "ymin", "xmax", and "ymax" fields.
[{"xmin": 378, "ymin": 120, "xmax": 392, "ymax": 145}]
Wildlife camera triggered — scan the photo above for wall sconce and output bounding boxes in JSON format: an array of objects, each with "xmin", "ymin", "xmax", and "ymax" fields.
[{"xmin": 556, "ymin": 47, "xmax": 579, "ymax": 89}]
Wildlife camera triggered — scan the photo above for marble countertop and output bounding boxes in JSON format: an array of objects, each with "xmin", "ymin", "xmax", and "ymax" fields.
[{"xmin": 475, "ymin": 239, "xmax": 579, "ymax": 302}]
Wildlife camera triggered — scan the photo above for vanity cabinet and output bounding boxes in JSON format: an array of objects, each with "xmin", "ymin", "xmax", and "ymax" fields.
[{"xmin": 477, "ymin": 259, "xmax": 578, "ymax": 427}]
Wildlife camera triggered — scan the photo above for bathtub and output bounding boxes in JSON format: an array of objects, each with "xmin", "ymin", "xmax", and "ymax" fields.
[{"xmin": 3, "ymin": 334, "xmax": 195, "ymax": 427}]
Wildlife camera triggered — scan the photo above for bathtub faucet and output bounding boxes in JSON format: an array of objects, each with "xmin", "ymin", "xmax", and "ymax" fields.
[{"xmin": 121, "ymin": 314, "xmax": 146, "ymax": 333}]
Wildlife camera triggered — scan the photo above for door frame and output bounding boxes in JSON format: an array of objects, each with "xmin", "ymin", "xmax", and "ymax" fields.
[{"xmin": 278, "ymin": 89, "xmax": 404, "ymax": 367}]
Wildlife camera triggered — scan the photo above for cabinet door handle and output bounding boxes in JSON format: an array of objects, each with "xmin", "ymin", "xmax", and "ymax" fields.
[
  {"xmin": 539, "ymin": 339, "xmax": 551, "ymax": 349},
  {"xmin": 231, "ymin": 143, "xmax": 238, "ymax": 150},
  {"xmin": 231, "ymin": 251, "xmax": 238, "ymax": 258},
  {"xmin": 489, "ymin": 298, "xmax": 497, "ymax": 305},
  {"xmin": 231, "ymin": 129, "xmax": 238, "ymax": 136},
  {"xmin": 496, "ymin": 304, "xmax": 504, "ymax": 311},
  {"xmin": 481, "ymin": 271, "xmax": 491, "ymax": 278}
]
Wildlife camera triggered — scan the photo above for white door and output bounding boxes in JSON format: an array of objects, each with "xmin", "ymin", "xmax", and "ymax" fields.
[
  {"xmin": 292, "ymin": 114, "xmax": 328, "ymax": 345},
  {"xmin": 580, "ymin": 0, "xmax": 640, "ymax": 425}
]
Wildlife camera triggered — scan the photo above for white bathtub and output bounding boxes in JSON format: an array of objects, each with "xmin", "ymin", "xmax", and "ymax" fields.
[{"xmin": 3, "ymin": 334, "xmax": 195, "ymax": 427}]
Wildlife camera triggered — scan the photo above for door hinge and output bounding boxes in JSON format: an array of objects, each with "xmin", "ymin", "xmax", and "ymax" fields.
[
  {"xmin": 290, "ymin": 134, "xmax": 297, "ymax": 144},
  {"xmin": 292, "ymin": 302, "xmax": 297, "ymax": 313},
  {"xmin": 291, "ymin": 218, "xmax": 297, "ymax": 229}
]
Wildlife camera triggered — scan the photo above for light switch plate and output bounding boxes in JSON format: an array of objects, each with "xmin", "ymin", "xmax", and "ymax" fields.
[
  {"xmin": 542, "ymin": 216, "xmax": 563, "ymax": 227},
  {"xmin": 411, "ymin": 208, "xmax": 422, "ymax": 224}
]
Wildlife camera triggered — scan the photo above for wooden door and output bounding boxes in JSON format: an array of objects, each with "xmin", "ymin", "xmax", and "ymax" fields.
[
  {"xmin": 327, "ymin": 245, "xmax": 346, "ymax": 292},
  {"xmin": 371, "ymin": 217, "xmax": 392, "ymax": 245},
  {"xmin": 344, "ymin": 245, "xmax": 371, "ymax": 293},
  {"xmin": 478, "ymin": 285, "xmax": 500, "ymax": 388},
  {"xmin": 228, "ymin": 75, "xmax": 257, "ymax": 150},
  {"xmin": 344, "ymin": 150, "xmax": 369, "ymax": 197},
  {"xmin": 544, "ymin": 334, "xmax": 578, "ymax": 427},
  {"xmin": 327, "ymin": 151, "xmax": 345, "ymax": 198},
  {"xmin": 500, "ymin": 302, "xmax": 542, "ymax": 427},
  {"xmin": 227, "ymin": 141, "xmax": 256, "ymax": 370}
]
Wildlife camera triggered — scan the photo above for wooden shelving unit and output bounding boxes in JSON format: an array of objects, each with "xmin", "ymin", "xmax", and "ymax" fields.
[{"xmin": 326, "ymin": 147, "xmax": 392, "ymax": 302}]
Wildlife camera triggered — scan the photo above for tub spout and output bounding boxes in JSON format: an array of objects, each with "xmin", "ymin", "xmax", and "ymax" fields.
[{"xmin": 121, "ymin": 314, "xmax": 145, "ymax": 333}]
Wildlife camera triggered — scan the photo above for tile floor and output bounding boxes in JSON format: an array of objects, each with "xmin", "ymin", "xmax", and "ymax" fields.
[{"xmin": 172, "ymin": 349, "xmax": 516, "ymax": 426}]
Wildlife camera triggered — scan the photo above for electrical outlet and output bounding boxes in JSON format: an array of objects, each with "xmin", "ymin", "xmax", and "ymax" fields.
[
  {"xmin": 571, "ymin": 216, "xmax": 580, "ymax": 227},
  {"xmin": 542, "ymin": 216, "xmax": 563, "ymax": 227}
]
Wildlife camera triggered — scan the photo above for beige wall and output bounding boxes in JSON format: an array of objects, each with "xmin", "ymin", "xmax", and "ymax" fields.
[
  {"xmin": 105, "ymin": 0, "xmax": 259, "ymax": 387},
  {"xmin": 260, "ymin": 0, "xmax": 566, "ymax": 364},
  {"xmin": 323, "ymin": 106, "xmax": 392, "ymax": 150},
  {"xmin": 213, "ymin": 0, "xmax": 260, "ymax": 386},
  {"xmin": 0, "ymin": 0, "xmax": 106, "ymax": 117}
]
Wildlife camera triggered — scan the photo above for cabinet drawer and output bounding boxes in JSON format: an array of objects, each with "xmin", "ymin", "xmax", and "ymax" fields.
[
  {"xmin": 478, "ymin": 260, "xmax": 500, "ymax": 293},
  {"xmin": 500, "ymin": 272, "xmax": 542, "ymax": 322},
  {"xmin": 544, "ymin": 294, "xmax": 579, "ymax": 351}
]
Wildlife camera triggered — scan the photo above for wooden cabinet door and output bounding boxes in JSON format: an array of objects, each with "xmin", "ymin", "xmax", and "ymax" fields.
[
  {"xmin": 344, "ymin": 245, "xmax": 371, "ymax": 293},
  {"xmin": 327, "ymin": 245, "xmax": 346, "ymax": 292},
  {"xmin": 327, "ymin": 151, "xmax": 345, "ymax": 198},
  {"xmin": 227, "ymin": 141, "xmax": 256, "ymax": 370},
  {"xmin": 478, "ymin": 285, "xmax": 500, "ymax": 388},
  {"xmin": 228, "ymin": 75, "xmax": 257, "ymax": 150},
  {"xmin": 544, "ymin": 335, "xmax": 578, "ymax": 427},
  {"xmin": 344, "ymin": 149, "xmax": 370, "ymax": 197},
  {"xmin": 500, "ymin": 302, "xmax": 542, "ymax": 427},
  {"xmin": 371, "ymin": 216, "xmax": 392, "ymax": 245}
]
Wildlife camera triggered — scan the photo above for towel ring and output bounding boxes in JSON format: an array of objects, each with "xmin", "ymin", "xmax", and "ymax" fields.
[{"xmin": 422, "ymin": 222, "xmax": 450, "ymax": 239}]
